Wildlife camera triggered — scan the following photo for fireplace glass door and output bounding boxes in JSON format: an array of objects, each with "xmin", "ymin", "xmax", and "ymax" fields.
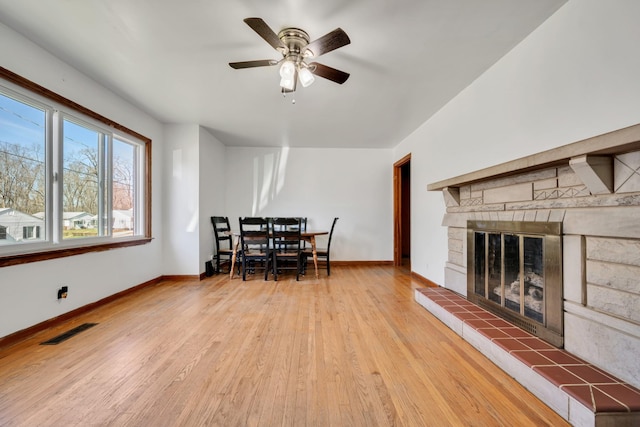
[
  {"xmin": 487, "ymin": 233, "xmax": 501, "ymax": 305},
  {"xmin": 468, "ymin": 221, "xmax": 563, "ymax": 347}
]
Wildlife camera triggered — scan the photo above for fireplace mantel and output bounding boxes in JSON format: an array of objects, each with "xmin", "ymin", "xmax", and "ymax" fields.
[{"xmin": 427, "ymin": 122, "xmax": 640, "ymax": 191}]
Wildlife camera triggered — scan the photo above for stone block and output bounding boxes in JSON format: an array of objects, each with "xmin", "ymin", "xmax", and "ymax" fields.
[
  {"xmin": 472, "ymin": 168, "xmax": 557, "ymax": 191},
  {"xmin": 587, "ymin": 259, "xmax": 640, "ymax": 294},
  {"xmin": 586, "ymin": 284, "xmax": 640, "ymax": 323},
  {"xmin": 444, "ymin": 265, "xmax": 467, "ymax": 296},
  {"xmin": 484, "ymin": 182, "xmax": 533, "ymax": 204},
  {"xmin": 569, "ymin": 155, "xmax": 614, "ymax": 195},
  {"xmin": 443, "ymin": 187, "xmax": 460, "ymax": 207},
  {"xmin": 448, "ymin": 227, "xmax": 465, "ymax": 241},
  {"xmin": 558, "ymin": 166, "xmax": 583, "ymax": 187},
  {"xmin": 564, "ymin": 206, "xmax": 640, "ymax": 238},
  {"xmin": 448, "ymin": 250, "xmax": 463, "ymax": 266},
  {"xmin": 548, "ymin": 209, "xmax": 566, "ymax": 222},
  {"xmin": 587, "ymin": 236, "xmax": 640, "ymax": 267},
  {"xmin": 535, "ymin": 209, "xmax": 551, "ymax": 222},
  {"xmin": 448, "ymin": 237, "xmax": 463, "ymax": 253},
  {"xmin": 615, "ymin": 151, "xmax": 640, "ymax": 193},
  {"xmin": 534, "ymin": 178, "xmax": 558, "ymax": 190},
  {"xmin": 460, "ymin": 185, "xmax": 471, "ymax": 199},
  {"xmin": 564, "ymin": 310, "xmax": 640, "ymax": 388},
  {"xmin": 563, "ymin": 235, "xmax": 585, "ymax": 305},
  {"xmin": 442, "ymin": 213, "xmax": 471, "ymax": 228}
]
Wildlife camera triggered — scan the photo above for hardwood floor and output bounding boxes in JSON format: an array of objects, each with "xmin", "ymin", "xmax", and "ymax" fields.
[{"xmin": 0, "ymin": 266, "xmax": 568, "ymax": 426}]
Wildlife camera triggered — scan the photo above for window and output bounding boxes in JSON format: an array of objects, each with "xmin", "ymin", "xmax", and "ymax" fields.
[
  {"xmin": 22, "ymin": 226, "xmax": 40, "ymax": 239},
  {"xmin": 0, "ymin": 93, "xmax": 46, "ymax": 243},
  {"xmin": 62, "ymin": 118, "xmax": 102, "ymax": 238},
  {"xmin": 0, "ymin": 67, "xmax": 151, "ymax": 266}
]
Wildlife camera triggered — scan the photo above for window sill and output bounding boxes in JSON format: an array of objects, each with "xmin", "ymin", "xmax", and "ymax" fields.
[{"xmin": 0, "ymin": 237, "xmax": 152, "ymax": 268}]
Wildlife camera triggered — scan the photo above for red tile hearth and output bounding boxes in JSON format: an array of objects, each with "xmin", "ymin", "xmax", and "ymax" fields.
[{"xmin": 416, "ymin": 287, "xmax": 640, "ymax": 419}]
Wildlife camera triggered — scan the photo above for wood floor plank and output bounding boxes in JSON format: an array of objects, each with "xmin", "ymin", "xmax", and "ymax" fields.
[{"xmin": 0, "ymin": 266, "xmax": 569, "ymax": 426}]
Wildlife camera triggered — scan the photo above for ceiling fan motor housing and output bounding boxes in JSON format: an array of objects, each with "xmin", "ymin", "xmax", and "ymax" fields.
[{"xmin": 278, "ymin": 28, "xmax": 309, "ymax": 65}]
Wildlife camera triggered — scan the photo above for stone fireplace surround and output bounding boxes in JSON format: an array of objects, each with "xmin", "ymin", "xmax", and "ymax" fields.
[{"xmin": 417, "ymin": 123, "xmax": 640, "ymax": 426}]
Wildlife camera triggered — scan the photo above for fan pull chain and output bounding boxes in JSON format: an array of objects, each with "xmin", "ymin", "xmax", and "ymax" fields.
[{"xmin": 281, "ymin": 88, "xmax": 296, "ymax": 104}]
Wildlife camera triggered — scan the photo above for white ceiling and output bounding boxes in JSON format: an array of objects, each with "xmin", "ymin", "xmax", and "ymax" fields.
[{"xmin": 0, "ymin": 0, "xmax": 566, "ymax": 149}]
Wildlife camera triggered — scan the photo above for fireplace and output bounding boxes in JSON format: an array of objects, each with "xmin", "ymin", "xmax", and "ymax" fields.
[
  {"xmin": 467, "ymin": 220, "xmax": 563, "ymax": 347},
  {"xmin": 423, "ymin": 123, "xmax": 640, "ymax": 390}
]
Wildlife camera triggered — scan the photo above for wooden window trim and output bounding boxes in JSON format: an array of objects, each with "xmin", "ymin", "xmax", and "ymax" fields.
[{"xmin": 0, "ymin": 66, "xmax": 152, "ymax": 267}]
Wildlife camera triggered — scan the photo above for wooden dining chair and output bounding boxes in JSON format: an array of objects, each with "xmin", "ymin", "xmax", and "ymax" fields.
[
  {"xmin": 271, "ymin": 217, "xmax": 303, "ymax": 281},
  {"xmin": 303, "ymin": 217, "xmax": 338, "ymax": 276},
  {"xmin": 238, "ymin": 217, "xmax": 271, "ymax": 281},
  {"xmin": 210, "ymin": 216, "xmax": 234, "ymax": 274},
  {"xmin": 299, "ymin": 217, "xmax": 308, "ymax": 249}
]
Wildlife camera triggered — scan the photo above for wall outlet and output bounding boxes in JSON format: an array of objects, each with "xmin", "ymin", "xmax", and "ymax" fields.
[{"xmin": 57, "ymin": 286, "xmax": 68, "ymax": 299}]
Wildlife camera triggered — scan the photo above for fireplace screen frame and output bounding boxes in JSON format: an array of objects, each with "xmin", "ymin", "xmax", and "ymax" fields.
[{"xmin": 467, "ymin": 220, "xmax": 563, "ymax": 348}]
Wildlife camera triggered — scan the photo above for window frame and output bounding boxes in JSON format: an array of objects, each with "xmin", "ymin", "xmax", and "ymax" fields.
[{"xmin": 0, "ymin": 66, "xmax": 152, "ymax": 268}]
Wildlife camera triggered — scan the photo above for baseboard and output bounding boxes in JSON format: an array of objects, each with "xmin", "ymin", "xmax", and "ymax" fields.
[
  {"xmin": 0, "ymin": 276, "xmax": 166, "ymax": 350},
  {"xmin": 410, "ymin": 271, "xmax": 439, "ymax": 287},
  {"xmin": 161, "ymin": 274, "xmax": 201, "ymax": 281},
  {"xmin": 331, "ymin": 260, "xmax": 394, "ymax": 266}
]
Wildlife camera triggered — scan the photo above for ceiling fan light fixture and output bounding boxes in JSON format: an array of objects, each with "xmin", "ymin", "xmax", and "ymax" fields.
[
  {"xmin": 279, "ymin": 60, "xmax": 297, "ymax": 90},
  {"xmin": 280, "ymin": 76, "xmax": 295, "ymax": 91},
  {"xmin": 279, "ymin": 60, "xmax": 295, "ymax": 78},
  {"xmin": 298, "ymin": 66, "xmax": 315, "ymax": 87}
]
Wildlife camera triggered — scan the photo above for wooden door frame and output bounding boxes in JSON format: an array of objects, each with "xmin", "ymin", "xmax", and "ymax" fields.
[{"xmin": 393, "ymin": 153, "xmax": 411, "ymax": 266}]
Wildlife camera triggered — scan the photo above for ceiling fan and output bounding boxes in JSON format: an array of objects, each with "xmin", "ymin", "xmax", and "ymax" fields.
[{"xmin": 229, "ymin": 17, "xmax": 351, "ymax": 93}]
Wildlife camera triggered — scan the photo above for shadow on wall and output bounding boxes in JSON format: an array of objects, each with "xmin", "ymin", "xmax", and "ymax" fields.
[{"xmin": 252, "ymin": 147, "xmax": 290, "ymax": 215}]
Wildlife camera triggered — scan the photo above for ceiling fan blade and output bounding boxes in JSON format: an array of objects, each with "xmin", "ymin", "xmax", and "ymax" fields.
[
  {"xmin": 304, "ymin": 28, "xmax": 350, "ymax": 58},
  {"xmin": 309, "ymin": 62, "xmax": 350, "ymax": 84},
  {"xmin": 244, "ymin": 17, "xmax": 287, "ymax": 52},
  {"xmin": 229, "ymin": 59, "xmax": 278, "ymax": 69}
]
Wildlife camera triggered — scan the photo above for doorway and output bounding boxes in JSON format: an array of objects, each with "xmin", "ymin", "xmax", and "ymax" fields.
[{"xmin": 393, "ymin": 154, "xmax": 411, "ymax": 267}]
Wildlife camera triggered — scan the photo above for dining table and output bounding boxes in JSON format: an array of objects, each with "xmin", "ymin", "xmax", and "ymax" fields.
[{"xmin": 228, "ymin": 230, "xmax": 328, "ymax": 280}]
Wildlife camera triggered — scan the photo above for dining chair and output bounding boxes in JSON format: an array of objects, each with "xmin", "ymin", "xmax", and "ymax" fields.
[
  {"xmin": 299, "ymin": 217, "xmax": 308, "ymax": 249},
  {"xmin": 271, "ymin": 217, "xmax": 303, "ymax": 281},
  {"xmin": 210, "ymin": 216, "xmax": 234, "ymax": 274},
  {"xmin": 238, "ymin": 217, "xmax": 271, "ymax": 281},
  {"xmin": 272, "ymin": 217, "xmax": 306, "ymax": 250},
  {"xmin": 303, "ymin": 217, "xmax": 338, "ymax": 276}
]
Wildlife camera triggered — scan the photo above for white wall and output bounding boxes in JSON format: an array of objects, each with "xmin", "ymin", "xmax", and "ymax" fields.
[
  {"xmin": 162, "ymin": 124, "xmax": 200, "ymax": 275},
  {"xmin": 225, "ymin": 147, "xmax": 393, "ymax": 261},
  {"xmin": 395, "ymin": 0, "xmax": 640, "ymax": 285},
  {"xmin": 199, "ymin": 127, "xmax": 227, "ymax": 273},
  {"xmin": 0, "ymin": 22, "xmax": 164, "ymax": 338},
  {"xmin": 162, "ymin": 125, "xmax": 228, "ymax": 276}
]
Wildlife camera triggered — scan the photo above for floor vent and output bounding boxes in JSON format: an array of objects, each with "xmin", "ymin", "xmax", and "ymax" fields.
[{"xmin": 40, "ymin": 323, "xmax": 98, "ymax": 345}]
